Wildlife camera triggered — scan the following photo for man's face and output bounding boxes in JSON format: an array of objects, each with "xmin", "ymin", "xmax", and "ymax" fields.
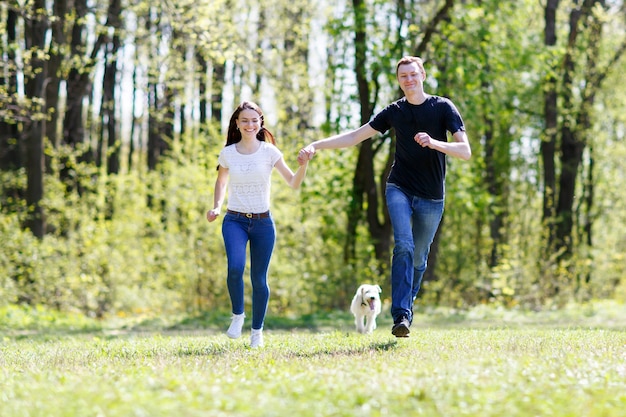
[{"xmin": 397, "ymin": 62, "xmax": 424, "ymax": 94}]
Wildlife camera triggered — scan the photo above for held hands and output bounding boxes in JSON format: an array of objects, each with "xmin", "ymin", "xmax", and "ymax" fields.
[
  {"xmin": 298, "ymin": 145, "xmax": 316, "ymax": 165},
  {"xmin": 297, "ymin": 150, "xmax": 309, "ymax": 167}
]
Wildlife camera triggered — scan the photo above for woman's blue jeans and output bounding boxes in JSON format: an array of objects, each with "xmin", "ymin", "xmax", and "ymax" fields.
[
  {"xmin": 222, "ymin": 212, "xmax": 275, "ymax": 330},
  {"xmin": 385, "ymin": 183, "xmax": 444, "ymax": 323}
]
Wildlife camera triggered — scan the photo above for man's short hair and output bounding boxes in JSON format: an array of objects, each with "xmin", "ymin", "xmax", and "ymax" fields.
[{"xmin": 396, "ymin": 56, "xmax": 425, "ymax": 77}]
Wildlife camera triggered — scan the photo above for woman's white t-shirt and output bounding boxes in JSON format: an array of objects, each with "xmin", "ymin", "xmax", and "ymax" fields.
[{"xmin": 218, "ymin": 141, "xmax": 282, "ymax": 213}]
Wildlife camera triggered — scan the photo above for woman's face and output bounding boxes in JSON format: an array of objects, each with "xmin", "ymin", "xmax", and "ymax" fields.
[{"xmin": 236, "ymin": 109, "xmax": 262, "ymax": 138}]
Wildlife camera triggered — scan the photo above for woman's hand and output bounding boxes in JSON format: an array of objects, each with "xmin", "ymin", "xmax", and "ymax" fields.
[{"xmin": 207, "ymin": 208, "xmax": 220, "ymax": 222}]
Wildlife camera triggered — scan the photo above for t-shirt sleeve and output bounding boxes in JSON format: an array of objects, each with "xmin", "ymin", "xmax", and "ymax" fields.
[
  {"xmin": 368, "ymin": 104, "xmax": 393, "ymax": 134},
  {"xmin": 217, "ymin": 148, "xmax": 229, "ymax": 168},
  {"xmin": 268, "ymin": 143, "xmax": 283, "ymax": 166},
  {"xmin": 445, "ymin": 99, "xmax": 465, "ymax": 134}
]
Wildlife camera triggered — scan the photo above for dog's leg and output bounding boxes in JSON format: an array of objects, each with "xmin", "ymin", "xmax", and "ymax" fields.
[
  {"xmin": 366, "ymin": 312, "xmax": 379, "ymax": 333},
  {"xmin": 355, "ymin": 314, "xmax": 365, "ymax": 333},
  {"xmin": 367, "ymin": 316, "xmax": 376, "ymax": 332}
]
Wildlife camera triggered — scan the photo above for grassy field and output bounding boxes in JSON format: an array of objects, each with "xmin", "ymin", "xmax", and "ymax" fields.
[{"xmin": 1, "ymin": 302, "xmax": 625, "ymax": 417}]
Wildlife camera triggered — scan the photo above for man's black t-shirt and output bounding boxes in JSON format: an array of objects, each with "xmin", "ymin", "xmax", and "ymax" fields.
[{"xmin": 369, "ymin": 96, "xmax": 465, "ymax": 199}]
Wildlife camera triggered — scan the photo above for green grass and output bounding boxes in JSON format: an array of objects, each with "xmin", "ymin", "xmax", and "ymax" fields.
[{"xmin": 1, "ymin": 302, "xmax": 626, "ymax": 417}]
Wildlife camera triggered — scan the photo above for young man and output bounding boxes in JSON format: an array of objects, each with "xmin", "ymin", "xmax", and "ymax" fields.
[{"xmin": 299, "ymin": 56, "xmax": 471, "ymax": 337}]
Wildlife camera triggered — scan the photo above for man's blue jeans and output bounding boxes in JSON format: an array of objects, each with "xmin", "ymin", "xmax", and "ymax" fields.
[
  {"xmin": 385, "ymin": 183, "xmax": 444, "ymax": 323},
  {"xmin": 222, "ymin": 212, "xmax": 276, "ymax": 330}
]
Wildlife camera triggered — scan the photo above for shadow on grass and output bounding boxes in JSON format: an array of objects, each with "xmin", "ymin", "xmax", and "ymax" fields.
[
  {"xmin": 167, "ymin": 310, "xmax": 360, "ymax": 333},
  {"xmin": 3, "ymin": 302, "xmax": 625, "ymax": 339},
  {"xmin": 291, "ymin": 339, "xmax": 399, "ymax": 358}
]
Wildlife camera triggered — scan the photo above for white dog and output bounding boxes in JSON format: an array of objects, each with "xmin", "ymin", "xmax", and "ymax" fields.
[{"xmin": 350, "ymin": 284, "xmax": 382, "ymax": 334}]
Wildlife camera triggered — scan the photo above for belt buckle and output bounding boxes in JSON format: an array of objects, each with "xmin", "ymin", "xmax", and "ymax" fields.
[{"xmin": 246, "ymin": 213, "xmax": 253, "ymax": 218}]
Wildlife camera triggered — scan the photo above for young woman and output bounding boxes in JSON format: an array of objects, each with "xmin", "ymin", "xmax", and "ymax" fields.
[{"xmin": 207, "ymin": 101, "xmax": 308, "ymax": 348}]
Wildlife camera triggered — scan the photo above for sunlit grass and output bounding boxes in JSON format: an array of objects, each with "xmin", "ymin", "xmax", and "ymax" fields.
[{"xmin": 1, "ymin": 302, "xmax": 625, "ymax": 416}]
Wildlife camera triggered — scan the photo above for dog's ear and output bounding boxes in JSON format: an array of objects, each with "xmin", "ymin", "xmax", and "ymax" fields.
[{"xmin": 376, "ymin": 285, "xmax": 382, "ymax": 293}]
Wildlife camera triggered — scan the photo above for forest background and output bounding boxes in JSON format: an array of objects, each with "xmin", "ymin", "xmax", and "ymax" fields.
[{"xmin": 1, "ymin": 0, "xmax": 626, "ymax": 321}]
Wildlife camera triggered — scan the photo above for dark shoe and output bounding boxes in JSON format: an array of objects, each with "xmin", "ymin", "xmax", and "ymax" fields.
[{"xmin": 391, "ymin": 316, "xmax": 410, "ymax": 338}]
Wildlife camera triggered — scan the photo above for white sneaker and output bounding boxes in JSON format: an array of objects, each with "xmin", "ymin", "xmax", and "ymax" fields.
[
  {"xmin": 226, "ymin": 313, "xmax": 245, "ymax": 339},
  {"xmin": 250, "ymin": 328, "xmax": 264, "ymax": 348}
]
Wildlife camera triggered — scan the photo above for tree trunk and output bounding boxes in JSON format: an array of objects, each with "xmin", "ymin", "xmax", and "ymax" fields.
[
  {"xmin": 45, "ymin": 0, "xmax": 66, "ymax": 152},
  {"xmin": 554, "ymin": 0, "xmax": 595, "ymax": 258},
  {"xmin": 196, "ymin": 53, "xmax": 208, "ymax": 129},
  {"xmin": 128, "ymin": 46, "xmax": 139, "ymax": 171},
  {"xmin": 23, "ymin": 0, "xmax": 48, "ymax": 238},
  {"xmin": 61, "ymin": 0, "xmax": 93, "ymax": 195},
  {"xmin": 147, "ymin": 82, "xmax": 160, "ymax": 171},
  {"xmin": 483, "ymin": 115, "xmax": 504, "ymax": 268},
  {"xmin": 211, "ymin": 62, "xmax": 226, "ymax": 125},
  {"xmin": 103, "ymin": 0, "xmax": 122, "ymax": 175},
  {"xmin": 542, "ymin": 0, "xmax": 559, "ymax": 248},
  {"xmin": 63, "ymin": 0, "xmax": 89, "ymax": 149},
  {"xmin": 282, "ymin": 4, "xmax": 312, "ymax": 132},
  {"xmin": 146, "ymin": 9, "xmax": 169, "ymax": 171},
  {"xmin": 580, "ymin": 144, "xmax": 594, "ymax": 288},
  {"xmin": 555, "ymin": 124, "xmax": 584, "ymax": 256},
  {"xmin": 0, "ymin": 7, "xmax": 20, "ymax": 171},
  {"xmin": 346, "ymin": 0, "xmax": 373, "ymax": 269},
  {"xmin": 174, "ymin": 30, "xmax": 186, "ymax": 139}
]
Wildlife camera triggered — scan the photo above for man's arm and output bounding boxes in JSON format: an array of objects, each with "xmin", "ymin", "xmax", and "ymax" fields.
[
  {"xmin": 302, "ymin": 124, "xmax": 379, "ymax": 159},
  {"xmin": 415, "ymin": 130, "xmax": 471, "ymax": 160}
]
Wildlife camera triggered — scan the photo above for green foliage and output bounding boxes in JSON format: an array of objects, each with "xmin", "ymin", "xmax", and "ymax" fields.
[
  {"xmin": 1, "ymin": 142, "xmax": 221, "ymax": 316},
  {"xmin": 0, "ymin": 129, "xmax": 372, "ymax": 317},
  {"xmin": 0, "ymin": 304, "xmax": 101, "ymax": 332},
  {"xmin": 3, "ymin": 0, "xmax": 626, "ymax": 318}
]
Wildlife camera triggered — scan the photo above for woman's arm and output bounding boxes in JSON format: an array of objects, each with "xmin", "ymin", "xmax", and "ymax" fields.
[
  {"xmin": 274, "ymin": 156, "xmax": 309, "ymax": 189},
  {"xmin": 206, "ymin": 165, "xmax": 229, "ymax": 222}
]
